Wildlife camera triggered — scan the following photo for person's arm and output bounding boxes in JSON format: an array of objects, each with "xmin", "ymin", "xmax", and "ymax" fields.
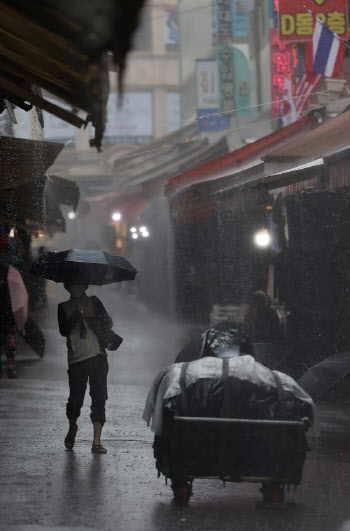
[
  {"xmin": 90, "ymin": 296, "xmax": 113, "ymax": 328},
  {"xmin": 58, "ymin": 303, "xmax": 80, "ymax": 337}
]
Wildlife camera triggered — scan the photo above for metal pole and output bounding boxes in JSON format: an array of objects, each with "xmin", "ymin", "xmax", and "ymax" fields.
[{"xmin": 173, "ymin": 416, "xmax": 306, "ymax": 426}]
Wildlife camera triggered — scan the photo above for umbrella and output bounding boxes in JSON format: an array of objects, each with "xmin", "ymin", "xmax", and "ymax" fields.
[
  {"xmin": 7, "ymin": 265, "xmax": 28, "ymax": 332},
  {"xmin": 20, "ymin": 318, "xmax": 45, "ymax": 358},
  {"xmin": 298, "ymin": 352, "xmax": 350, "ymax": 401},
  {"xmin": 31, "ymin": 249, "xmax": 137, "ymax": 285}
]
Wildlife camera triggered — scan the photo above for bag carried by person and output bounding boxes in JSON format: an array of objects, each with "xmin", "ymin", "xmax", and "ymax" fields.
[
  {"xmin": 88, "ymin": 317, "xmax": 123, "ymax": 351},
  {"xmin": 88, "ymin": 297, "xmax": 123, "ymax": 351}
]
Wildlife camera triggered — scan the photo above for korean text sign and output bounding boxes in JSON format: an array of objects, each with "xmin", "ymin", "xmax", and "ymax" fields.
[
  {"xmin": 279, "ymin": 0, "xmax": 348, "ymax": 41},
  {"xmin": 270, "ymin": 28, "xmax": 293, "ymax": 119}
]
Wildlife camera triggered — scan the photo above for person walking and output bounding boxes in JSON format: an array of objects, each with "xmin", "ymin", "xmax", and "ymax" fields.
[{"xmin": 58, "ymin": 277, "xmax": 113, "ymax": 454}]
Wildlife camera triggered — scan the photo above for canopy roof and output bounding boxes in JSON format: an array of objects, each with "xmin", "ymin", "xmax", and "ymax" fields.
[
  {"xmin": 166, "ymin": 113, "xmax": 318, "ymax": 200},
  {"xmin": 0, "ymin": 136, "xmax": 63, "ymax": 190},
  {"xmin": 0, "ymin": 137, "xmax": 78, "ymax": 233},
  {"xmin": 0, "ymin": 0, "xmax": 145, "ymax": 149},
  {"xmin": 264, "ymin": 109, "xmax": 350, "ymax": 170}
]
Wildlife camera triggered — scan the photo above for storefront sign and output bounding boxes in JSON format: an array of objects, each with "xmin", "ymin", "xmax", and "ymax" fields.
[
  {"xmin": 270, "ymin": 28, "xmax": 293, "ymax": 120},
  {"xmin": 279, "ymin": 0, "xmax": 348, "ymax": 41},
  {"xmin": 196, "ymin": 59, "xmax": 230, "ymax": 132},
  {"xmin": 232, "ymin": 0, "xmax": 249, "ymax": 37},
  {"xmin": 104, "ymin": 92, "xmax": 153, "ymax": 145},
  {"xmin": 216, "ymin": 45, "xmax": 250, "ymax": 117},
  {"xmin": 215, "ymin": 0, "xmax": 249, "ymax": 39}
]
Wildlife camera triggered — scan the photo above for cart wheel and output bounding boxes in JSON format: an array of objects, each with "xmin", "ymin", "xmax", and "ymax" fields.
[
  {"xmin": 261, "ymin": 483, "xmax": 285, "ymax": 503},
  {"xmin": 172, "ymin": 482, "xmax": 192, "ymax": 503}
]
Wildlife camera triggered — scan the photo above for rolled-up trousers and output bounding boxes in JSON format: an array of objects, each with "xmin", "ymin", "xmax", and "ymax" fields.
[{"xmin": 66, "ymin": 354, "xmax": 108, "ymax": 425}]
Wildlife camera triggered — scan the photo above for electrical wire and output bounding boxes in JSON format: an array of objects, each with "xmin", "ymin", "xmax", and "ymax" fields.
[{"xmin": 49, "ymin": 84, "xmax": 340, "ymax": 177}]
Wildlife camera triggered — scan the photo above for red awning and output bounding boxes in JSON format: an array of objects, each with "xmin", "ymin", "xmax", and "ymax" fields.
[{"xmin": 166, "ymin": 113, "xmax": 318, "ymax": 200}]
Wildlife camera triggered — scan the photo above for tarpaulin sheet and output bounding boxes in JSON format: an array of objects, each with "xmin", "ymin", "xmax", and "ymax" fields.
[
  {"xmin": 144, "ymin": 356, "xmax": 315, "ymax": 485},
  {"xmin": 143, "ymin": 356, "xmax": 314, "ymax": 436}
]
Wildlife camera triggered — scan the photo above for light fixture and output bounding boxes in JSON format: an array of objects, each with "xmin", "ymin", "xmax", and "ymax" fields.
[
  {"xmin": 68, "ymin": 211, "xmax": 77, "ymax": 220},
  {"xmin": 139, "ymin": 226, "xmax": 147, "ymax": 233},
  {"xmin": 141, "ymin": 231, "xmax": 149, "ymax": 238},
  {"xmin": 8, "ymin": 228, "xmax": 15, "ymax": 238},
  {"xmin": 132, "ymin": 233, "xmax": 138, "ymax": 239},
  {"xmin": 254, "ymin": 229, "xmax": 271, "ymax": 248},
  {"xmin": 112, "ymin": 212, "xmax": 122, "ymax": 222},
  {"xmin": 130, "ymin": 227, "xmax": 137, "ymax": 233}
]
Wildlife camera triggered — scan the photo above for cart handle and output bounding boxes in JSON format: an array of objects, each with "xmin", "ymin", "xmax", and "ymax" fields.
[{"xmin": 173, "ymin": 416, "xmax": 307, "ymax": 427}]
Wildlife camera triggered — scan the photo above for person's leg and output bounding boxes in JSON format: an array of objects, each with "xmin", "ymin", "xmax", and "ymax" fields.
[
  {"xmin": 89, "ymin": 355, "xmax": 108, "ymax": 453},
  {"xmin": 65, "ymin": 360, "xmax": 88, "ymax": 449}
]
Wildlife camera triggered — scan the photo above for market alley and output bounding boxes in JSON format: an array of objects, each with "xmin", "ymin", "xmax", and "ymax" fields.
[{"xmin": 1, "ymin": 287, "xmax": 350, "ymax": 531}]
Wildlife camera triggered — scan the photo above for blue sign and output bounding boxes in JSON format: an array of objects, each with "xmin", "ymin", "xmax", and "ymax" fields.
[
  {"xmin": 269, "ymin": 0, "xmax": 278, "ymax": 27},
  {"xmin": 215, "ymin": 0, "xmax": 249, "ymax": 40},
  {"xmin": 197, "ymin": 109, "xmax": 230, "ymax": 132},
  {"xmin": 232, "ymin": 0, "xmax": 249, "ymax": 38}
]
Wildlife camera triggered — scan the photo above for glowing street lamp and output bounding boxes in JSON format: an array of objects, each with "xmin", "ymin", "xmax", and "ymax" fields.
[
  {"xmin": 254, "ymin": 229, "xmax": 271, "ymax": 248},
  {"xmin": 112, "ymin": 212, "xmax": 122, "ymax": 222},
  {"xmin": 68, "ymin": 211, "xmax": 77, "ymax": 220}
]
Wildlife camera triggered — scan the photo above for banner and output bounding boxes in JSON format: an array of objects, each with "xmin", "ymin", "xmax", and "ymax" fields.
[
  {"xmin": 196, "ymin": 59, "xmax": 230, "ymax": 132},
  {"xmin": 279, "ymin": 0, "xmax": 348, "ymax": 41},
  {"xmin": 217, "ymin": 45, "xmax": 250, "ymax": 117}
]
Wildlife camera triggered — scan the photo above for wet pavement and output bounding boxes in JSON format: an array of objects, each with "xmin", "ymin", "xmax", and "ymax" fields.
[{"xmin": 2, "ymin": 286, "xmax": 350, "ymax": 530}]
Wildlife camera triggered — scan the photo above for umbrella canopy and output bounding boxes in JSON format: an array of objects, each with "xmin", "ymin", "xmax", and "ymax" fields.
[
  {"xmin": 298, "ymin": 352, "xmax": 350, "ymax": 401},
  {"xmin": 7, "ymin": 265, "xmax": 28, "ymax": 331},
  {"xmin": 31, "ymin": 249, "xmax": 137, "ymax": 285}
]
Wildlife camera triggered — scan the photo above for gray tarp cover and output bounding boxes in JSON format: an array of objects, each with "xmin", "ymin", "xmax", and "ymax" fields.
[{"xmin": 143, "ymin": 355, "xmax": 316, "ymax": 436}]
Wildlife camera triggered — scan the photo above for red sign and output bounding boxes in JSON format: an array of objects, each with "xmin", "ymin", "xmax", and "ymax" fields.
[
  {"xmin": 279, "ymin": 0, "xmax": 348, "ymax": 41},
  {"xmin": 270, "ymin": 28, "xmax": 294, "ymax": 119}
]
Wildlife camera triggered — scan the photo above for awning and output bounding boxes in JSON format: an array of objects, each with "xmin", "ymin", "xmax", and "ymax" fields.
[
  {"xmin": 166, "ymin": 112, "xmax": 318, "ymax": 200},
  {"xmin": 0, "ymin": 137, "xmax": 78, "ymax": 233},
  {"xmin": 264, "ymin": 109, "xmax": 350, "ymax": 174},
  {"xmin": 46, "ymin": 175, "xmax": 80, "ymax": 212},
  {"xmin": 0, "ymin": 0, "xmax": 146, "ymax": 149},
  {"xmin": 0, "ymin": 136, "xmax": 63, "ymax": 190}
]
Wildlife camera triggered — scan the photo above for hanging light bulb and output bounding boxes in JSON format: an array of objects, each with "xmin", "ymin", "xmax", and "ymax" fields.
[{"xmin": 254, "ymin": 229, "xmax": 271, "ymax": 248}]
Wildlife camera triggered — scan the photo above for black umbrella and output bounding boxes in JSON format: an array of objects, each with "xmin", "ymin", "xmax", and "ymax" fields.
[
  {"xmin": 298, "ymin": 352, "xmax": 350, "ymax": 401},
  {"xmin": 31, "ymin": 249, "xmax": 137, "ymax": 285}
]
